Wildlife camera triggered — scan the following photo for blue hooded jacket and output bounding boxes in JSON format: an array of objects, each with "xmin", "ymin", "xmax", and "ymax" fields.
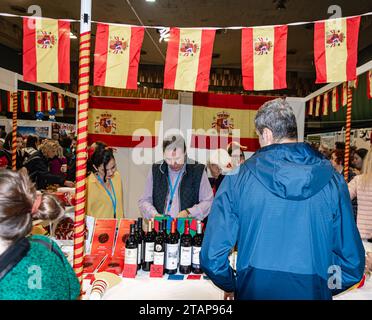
[{"xmin": 200, "ymin": 142, "xmax": 365, "ymax": 300}]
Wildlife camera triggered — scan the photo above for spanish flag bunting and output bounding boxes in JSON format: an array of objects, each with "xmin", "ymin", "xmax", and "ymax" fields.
[
  {"xmin": 314, "ymin": 16, "xmax": 360, "ymax": 83},
  {"xmin": 241, "ymin": 25, "xmax": 288, "ymax": 91},
  {"xmin": 23, "ymin": 17, "xmax": 70, "ymax": 83},
  {"xmin": 88, "ymin": 96, "xmax": 162, "ymax": 148},
  {"xmin": 307, "ymin": 98, "xmax": 314, "ymax": 116},
  {"xmin": 94, "ymin": 23, "xmax": 145, "ymax": 89},
  {"xmin": 35, "ymin": 91, "xmax": 43, "ymax": 112},
  {"xmin": 368, "ymin": 70, "xmax": 372, "ymax": 99},
  {"xmin": 21, "ymin": 91, "xmax": 30, "ymax": 113},
  {"xmin": 191, "ymin": 92, "xmax": 274, "ymax": 151},
  {"xmin": 341, "ymin": 82, "xmax": 348, "ymax": 106},
  {"xmin": 331, "ymin": 87, "xmax": 339, "ymax": 112},
  {"xmin": 315, "ymin": 95, "xmax": 321, "ymax": 117},
  {"xmin": 58, "ymin": 93, "xmax": 65, "ymax": 110},
  {"xmin": 7, "ymin": 91, "xmax": 14, "ymax": 112},
  {"xmin": 164, "ymin": 28, "xmax": 215, "ymax": 92},
  {"xmin": 322, "ymin": 91, "xmax": 329, "ymax": 116},
  {"xmin": 44, "ymin": 91, "xmax": 53, "ymax": 111}
]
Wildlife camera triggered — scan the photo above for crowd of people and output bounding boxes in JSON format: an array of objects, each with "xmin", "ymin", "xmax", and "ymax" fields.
[{"xmin": 0, "ymin": 98, "xmax": 371, "ymax": 300}]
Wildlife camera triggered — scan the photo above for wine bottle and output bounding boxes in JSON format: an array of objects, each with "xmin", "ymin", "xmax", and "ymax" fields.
[
  {"xmin": 142, "ymin": 219, "xmax": 155, "ymax": 271},
  {"xmin": 179, "ymin": 220, "xmax": 192, "ymax": 274},
  {"xmin": 134, "ymin": 223, "xmax": 142, "ymax": 270},
  {"xmin": 192, "ymin": 220, "xmax": 204, "ymax": 274},
  {"xmin": 153, "ymin": 220, "xmax": 166, "ymax": 270},
  {"xmin": 165, "ymin": 219, "xmax": 179, "ymax": 274},
  {"xmin": 124, "ymin": 224, "xmax": 138, "ymax": 266},
  {"xmin": 137, "ymin": 217, "xmax": 145, "ymax": 265}
]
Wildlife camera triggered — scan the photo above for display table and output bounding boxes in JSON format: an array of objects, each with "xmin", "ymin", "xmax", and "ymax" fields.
[{"xmin": 82, "ymin": 270, "xmax": 224, "ymax": 300}]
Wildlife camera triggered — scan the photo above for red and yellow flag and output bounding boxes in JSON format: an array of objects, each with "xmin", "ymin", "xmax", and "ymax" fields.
[
  {"xmin": 322, "ymin": 92, "xmax": 329, "ymax": 116},
  {"xmin": 7, "ymin": 92, "xmax": 14, "ymax": 112},
  {"xmin": 341, "ymin": 82, "xmax": 348, "ymax": 106},
  {"xmin": 191, "ymin": 92, "xmax": 274, "ymax": 151},
  {"xmin": 307, "ymin": 98, "xmax": 314, "ymax": 116},
  {"xmin": 164, "ymin": 28, "xmax": 215, "ymax": 92},
  {"xmin": 44, "ymin": 92, "xmax": 53, "ymax": 111},
  {"xmin": 58, "ymin": 93, "xmax": 65, "ymax": 110},
  {"xmin": 242, "ymin": 25, "xmax": 287, "ymax": 91},
  {"xmin": 315, "ymin": 95, "xmax": 321, "ymax": 117},
  {"xmin": 35, "ymin": 91, "xmax": 43, "ymax": 112},
  {"xmin": 94, "ymin": 23, "xmax": 145, "ymax": 89},
  {"xmin": 23, "ymin": 18, "xmax": 70, "ymax": 83},
  {"xmin": 21, "ymin": 91, "xmax": 30, "ymax": 113},
  {"xmin": 314, "ymin": 16, "xmax": 360, "ymax": 83},
  {"xmin": 368, "ymin": 70, "xmax": 372, "ymax": 99},
  {"xmin": 332, "ymin": 87, "xmax": 339, "ymax": 112},
  {"xmin": 88, "ymin": 96, "xmax": 162, "ymax": 148}
]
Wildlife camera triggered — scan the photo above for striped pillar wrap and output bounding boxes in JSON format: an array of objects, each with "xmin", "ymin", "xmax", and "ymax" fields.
[
  {"xmin": 73, "ymin": 31, "xmax": 91, "ymax": 284},
  {"xmin": 11, "ymin": 92, "xmax": 18, "ymax": 171},
  {"xmin": 343, "ymin": 85, "xmax": 353, "ymax": 182}
]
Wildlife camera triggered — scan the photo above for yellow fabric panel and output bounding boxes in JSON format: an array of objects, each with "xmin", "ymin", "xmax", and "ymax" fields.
[
  {"xmin": 86, "ymin": 171, "xmax": 124, "ymax": 219},
  {"xmin": 105, "ymin": 25, "xmax": 132, "ymax": 88},
  {"xmin": 174, "ymin": 29, "xmax": 203, "ymax": 91},
  {"xmin": 36, "ymin": 18, "xmax": 59, "ymax": 83},
  {"xmin": 325, "ymin": 18, "xmax": 347, "ymax": 82},
  {"xmin": 88, "ymin": 108, "xmax": 161, "ymax": 136},
  {"xmin": 253, "ymin": 27, "xmax": 274, "ymax": 90},
  {"xmin": 192, "ymin": 105, "xmax": 258, "ymax": 138}
]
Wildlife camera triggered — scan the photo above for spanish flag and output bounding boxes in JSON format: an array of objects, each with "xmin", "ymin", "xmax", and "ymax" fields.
[
  {"xmin": 88, "ymin": 96, "xmax": 162, "ymax": 148},
  {"xmin": 44, "ymin": 91, "xmax": 53, "ymax": 111},
  {"xmin": 35, "ymin": 91, "xmax": 43, "ymax": 112},
  {"xmin": 331, "ymin": 87, "xmax": 339, "ymax": 112},
  {"xmin": 242, "ymin": 25, "xmax": 287, "ymax": 91},
  {"xmin": 322, "ymin": 92, "xmax": 329, "ymax": 116},
  {"xmin": 21, "ymin": 91, "xmax": 30, "ymax": 113},
  {"xmin": 368, "ymin": 70, "xmax": 372, "ymax": 99},
  {"xmin": 7, "ymin": 92, "xmax": 14, "ymax": 112},
  {"xmin": 94, "ymin": 23, "xmax": 145, "ymax": 89},
  {"xmin": 58, "ymin": 93, "xmax": 65, "ymax": 110},
  {"xmin": 191, "ymin": 92, "xmax": 274, "ymax": 151},
  {"xmin": 164, "ymin": 28, "xmax": 215, "ymax": 92},
  {"xmin": 314, "ymin": 16, "xmax": 360, "ymax": 83},
  {"xmin": 315, "ymin": 95, "xmax": 321, "ymax": 117},
  {"xmin": 341, "ymin": 82, "xmax": 348, "ymax": 106},
  {"xmin": 23, "ymin": 18, "xmax": 70, "ymax": 83},
  {"xmin": 307, "ymin": 98, "xmax": 314, "ymax": 116}
]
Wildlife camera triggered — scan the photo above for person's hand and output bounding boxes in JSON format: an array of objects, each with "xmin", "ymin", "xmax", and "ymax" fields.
[
  {"xmin": 224, "ymin": 292, "xmax": 234, "ymax": 300},
  {"xmin": 177, "ymin": 210, "xmax": 189, "ymax": 218},
  {"xmin": 64, "ymin": 180, "xmax": 75, "ymax": 188}
]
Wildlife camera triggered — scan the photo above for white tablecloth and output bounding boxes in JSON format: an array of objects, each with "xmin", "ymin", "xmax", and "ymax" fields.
[
  {"xmin": 83, "ymin": 270, "xmax": 224, "ymax": 300},
  {"xmin": 333, "ymin": 277, "xmax": 372, "ymax": 300}
]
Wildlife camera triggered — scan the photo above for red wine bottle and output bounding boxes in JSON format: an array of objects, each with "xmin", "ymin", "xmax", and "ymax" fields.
[
  {"xmin": 134, "ymin": 223, "xmax": 142, "ymax": 270},
  {"xmin": 153, "ymin": 220, "xmax": 166, "ymax": 270},
  {"xmin": 137, "ymin": 217, "xmax": 145, "ymax": 264},
  {"xmin": 192, "ymin": 220, "xmax": 204, "ymax": 274},
  {"xmin": 179, "ymin": 220, "xmax": 192, "ymax": 274},
  {"xmin": 124, "ymin": 224, "xmax": 138, "ymax": 266},
  {"xmin": 165, "ymin": 219, "xmax": 179, "ymax": 274},
  {"xmin": 142, "ymin": 219, "xmax": 155, "ymax": 271}
]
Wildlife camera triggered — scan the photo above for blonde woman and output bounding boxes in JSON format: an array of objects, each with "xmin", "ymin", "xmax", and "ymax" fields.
[
  {"xmin": 349, "ymin": 149, "xmax": 372, "ymax": 246},
  {"xmin": 23, "ymin": 139, "xmax": 74, "ymax": 190}
]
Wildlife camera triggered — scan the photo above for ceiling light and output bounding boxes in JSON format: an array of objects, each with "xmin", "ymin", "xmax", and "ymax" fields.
[
  {"xmin": 70, "ymin": 32, "xmax": 77, "ymax": 39},
  {"xmin": 146, "ymin": 0, "xmax": 156, "ymax": 2}
]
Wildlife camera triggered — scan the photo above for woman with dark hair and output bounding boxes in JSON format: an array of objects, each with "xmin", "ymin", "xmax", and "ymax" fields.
[
  {"xmin": 86, "ymin": 146, "xmax": 124, "ymax": 218},
  {"xmin": 352, "ymin": 148, "xmax": 368, "ymax": 174},
  {"xmin": 0, "ymin": 170, "xmax": 80, "ymax": 299}
]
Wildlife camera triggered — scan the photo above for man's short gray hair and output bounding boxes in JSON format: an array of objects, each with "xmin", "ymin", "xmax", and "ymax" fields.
[{"xmin": 254, "ymin": 98, "xmax": 298, "ymax": 141}]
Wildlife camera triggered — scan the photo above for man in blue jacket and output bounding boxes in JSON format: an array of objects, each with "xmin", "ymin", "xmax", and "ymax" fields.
[{"xmin": 200, "ymin": 98, "xmax": 365, "ymax": 300}]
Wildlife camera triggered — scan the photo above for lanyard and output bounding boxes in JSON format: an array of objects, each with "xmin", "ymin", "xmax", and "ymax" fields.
[
  {"xmin": 96, "ymin": 175, "xmax": 117, "ymax": 218},
  {"xmin": 166, "ymin": 171, "xmax": 183, "ymax": 214}
]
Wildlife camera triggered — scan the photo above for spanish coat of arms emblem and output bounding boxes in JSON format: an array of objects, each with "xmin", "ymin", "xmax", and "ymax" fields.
[
  {"xmin": 109, "ymin": 36, "xmax": 128, "ymax": 54},
  {"xmin": 94, "ymin": 113, "xmax": 117, "ymax": 134},
  {"xmin": 212, "ymin": 111, "xmax": 234, "ymax": 135},
  {"xmin": 179, "ymin": 38, "xmax": 199, "ymax": 56},
  {"xmin": 37, "ymin": 30, "xmax": 57, "ymax": 49}
]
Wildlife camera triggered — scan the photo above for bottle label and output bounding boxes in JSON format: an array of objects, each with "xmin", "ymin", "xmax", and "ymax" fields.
[
  {"xmin": 192, "ymin": 246, "xmax": 201, "ymax": 266},
  {"xmin": 125, "ymin": 248, "xmax": 137, "ymax": 265},
  {"xmin": 154, "ymin": 251, "xmax": 165, "ymax": 266},
  {"xmin": 145, "ymin": 242, "xmax": 155, "ymax": 262},
  {"xmin": 180, "ymin": 247, "xmax": 192, "ymax": 266},
  {"xmin": 165, "ymin": 243, "xmax": 179, "ymax": 270},
  {"xmin": 137, "ymin": 243, "xmax": 142, "ymax": 264}
]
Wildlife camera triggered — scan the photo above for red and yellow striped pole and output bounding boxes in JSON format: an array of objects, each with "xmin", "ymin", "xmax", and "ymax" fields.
[
  {"xmin": 343, "ymin": 84, "xmax": 353, "ymax": 182},
  {"xmin": 11, "ymin": 92, "xmax": 18, "ymax": 171},
  {"xmin": 73, "ymin": 0, "xmax": 92, "ymax": 286}
]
